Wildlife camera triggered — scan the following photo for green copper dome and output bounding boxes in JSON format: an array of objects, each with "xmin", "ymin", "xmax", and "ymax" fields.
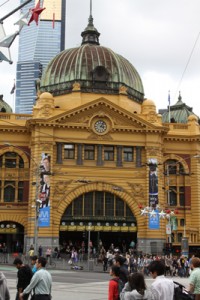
[
  {"xmin": 161, "ymin": 93, "xmax": 199, "ymax": 123},
  {"xmin": 0, "ymin": 95, "xmax": 12, "ymax": 113},
  {"xmin": 40, "ymin": 14, "xmax": 144, "ymax": 103}
]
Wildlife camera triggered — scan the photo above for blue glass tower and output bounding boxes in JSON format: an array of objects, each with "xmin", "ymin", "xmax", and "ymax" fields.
[{"xmin": 15, "ymin": 0, "xmax": 66, "ymax": 114}]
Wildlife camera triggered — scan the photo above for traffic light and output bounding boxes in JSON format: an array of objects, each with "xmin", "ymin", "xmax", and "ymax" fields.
[{"xmin": 165, "ymin": 242, "xmax": 172, "ymax": 253}]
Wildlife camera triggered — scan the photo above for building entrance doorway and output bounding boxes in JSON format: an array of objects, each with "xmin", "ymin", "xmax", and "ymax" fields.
[
  {"xmin": 0, "ymin": 222, "xmax": 24, "ymax": 253},
  {"xmin": 59, "ymin": 191, "xmax": 137, "ymax": 253},
  {"xmin": 59, "ymin": 230, "xmax": 136, "ymax": 253}
]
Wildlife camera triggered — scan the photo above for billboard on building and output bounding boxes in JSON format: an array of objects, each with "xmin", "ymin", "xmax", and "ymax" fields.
[
  {"xmin": 149, "ymin": 210, "xmax": 160, "ymax": 229},
  {"xmin": 38, "ymin": 153, "xmax": 51, "ymax": 227},
  {"xmin": 148, "ymin": 158, "xmax": 158, "ymax": 206}
]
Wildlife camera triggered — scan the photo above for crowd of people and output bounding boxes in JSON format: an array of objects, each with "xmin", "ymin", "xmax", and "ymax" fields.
[
  {"xmin": 108, "ymin": 254, "xmax": 200, "ymax": 300},
  {"xmin": 1, "ymin": 239, "xmax": 200, "ymax": 299}
]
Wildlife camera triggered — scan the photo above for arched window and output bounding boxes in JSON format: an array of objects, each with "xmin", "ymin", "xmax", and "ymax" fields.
[
  {"xmin": 61, "ymin": 191, "xmax": 136, "ymax": 225},
  {"xmin": 0, "ymin": 152, "xmax": 25, "ymax": 202},
  {"xmin": 164, "ymin": 159, "xmax": 186, "ymax": 207},
  {"xmin": 92, "ymin": 66, "xmax": 109, "ymax": 88}
]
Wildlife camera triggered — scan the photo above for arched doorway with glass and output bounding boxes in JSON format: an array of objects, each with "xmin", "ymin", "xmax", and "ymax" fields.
[
  {"xmin": 0, "ymin": 221, "xmax": 24, "ymax": 253},
  {"xmin": 59, "ymin": 191, "xmax": 137, "ymax": 255}
]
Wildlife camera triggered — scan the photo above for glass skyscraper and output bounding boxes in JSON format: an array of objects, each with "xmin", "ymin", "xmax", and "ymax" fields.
[{"xmin": 15, "ymin": 0, "xmax": 66, "ymax": 114}]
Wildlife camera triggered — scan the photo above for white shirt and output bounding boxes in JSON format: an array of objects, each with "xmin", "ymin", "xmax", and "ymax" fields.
[{"xmin": 150, "ymin": 275, "xmax": 174, "ymax": 300}]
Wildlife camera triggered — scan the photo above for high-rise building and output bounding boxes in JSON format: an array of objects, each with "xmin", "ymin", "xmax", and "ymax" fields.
[{"xmin": 15, "ymin": 0, "xmax": 66, "ymax": 114}]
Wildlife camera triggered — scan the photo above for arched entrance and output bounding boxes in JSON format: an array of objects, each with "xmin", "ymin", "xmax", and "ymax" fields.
[
  {"xmin": 0, "ymin": 221, "xmax": 24, "ymax": 252},
  {"xmin": 59, "ymin": 191, "xmax": 137, "ymax": 252}
]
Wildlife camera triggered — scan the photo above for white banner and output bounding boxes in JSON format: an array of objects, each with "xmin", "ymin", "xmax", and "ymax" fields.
[{"xmin": 166, "ymin": 223, "xmax": 171, "ymax": 234}]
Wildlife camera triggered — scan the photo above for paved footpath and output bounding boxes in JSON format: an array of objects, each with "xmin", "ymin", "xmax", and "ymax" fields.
[{"xmin": 1, "ymin": 265, "xmax": 190, "ymax": 300}]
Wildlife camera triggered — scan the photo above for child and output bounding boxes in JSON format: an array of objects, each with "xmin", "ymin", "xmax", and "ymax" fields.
[{"xmin": 108, "ymin": 265, "xmax": 121, "ymax": 300}]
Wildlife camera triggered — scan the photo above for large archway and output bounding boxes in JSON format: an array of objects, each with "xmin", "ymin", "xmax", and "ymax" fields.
[
  {"xmin": 59, "ymin": 191, "xmax": 137, "ymax": 252},
  {"xmin": 0, "ymin": 221, "xmax": 24, "ymax": 252}
]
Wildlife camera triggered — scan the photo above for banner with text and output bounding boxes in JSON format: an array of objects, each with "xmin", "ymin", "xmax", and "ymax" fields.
[
  {"xmin": 148, "ymin": 158, "xmax": 158, "ymax": 206},
  {"xmin": 38, "ymin": 153, "xmax": 51, "ymax": 227}
]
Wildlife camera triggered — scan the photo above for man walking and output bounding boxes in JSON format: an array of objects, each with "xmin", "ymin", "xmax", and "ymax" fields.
[
  {"xmin": 13, "ymin": 257, "xmax": 33, "ymax": 300},
  {"xmin": 148, "ymin": 260, "xmax": 174, "ymax": 300},
  {"xmin": 19, "ymin": 256, "xmax": 52, "ymax": 300}
]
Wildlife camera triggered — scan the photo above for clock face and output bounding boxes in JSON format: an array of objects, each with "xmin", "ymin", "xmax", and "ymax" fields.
[{"xmin": 94, "ymin": 120, "xmax": 107, "ymax": 133}]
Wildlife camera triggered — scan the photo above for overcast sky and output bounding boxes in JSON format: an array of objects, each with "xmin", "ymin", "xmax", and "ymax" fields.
[{"xmin": 1, "ymin": 0, "xmax": 200, "ymax": 116}]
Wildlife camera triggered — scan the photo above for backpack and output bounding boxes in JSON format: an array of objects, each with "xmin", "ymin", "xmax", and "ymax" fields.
[
  {"xmin": 173, "ymin": 281, "xmax": 194, "ymax": 300},
  {"xmin": 112, "ymin": 278, "xmax": 124, "ymax": 300}
]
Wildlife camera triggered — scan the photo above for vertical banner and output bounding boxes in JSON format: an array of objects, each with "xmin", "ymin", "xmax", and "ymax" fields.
[
  {"xmin": 38, "ymin": 206, "xmax": 50, "ymax": 227},
  {"xmin": 166, "ymin": 223, "xmax": 172, "ymax": 234},
  {"xmin": 171, "ymin": 216, "xmax": 178, "ymax": 231},
  {"xmin": 181, "ymin": 237, "xmax": 189, "ymax": 257},
  {"xmin": 148, "ymin": 158, "xmax": 158, "ymax": 206},
  {"xmin": 149, "ymin": 210, "xmax": 160, "ymax": 229},
  {"xmin": 38, "ymin": 153, "xmax": 51, "ymax": 227}
]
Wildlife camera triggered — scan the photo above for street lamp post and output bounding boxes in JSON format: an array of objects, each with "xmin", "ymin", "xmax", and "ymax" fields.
[{"xmin": 87, "ymin": 222, "xmax": 92, "ymax": 271}]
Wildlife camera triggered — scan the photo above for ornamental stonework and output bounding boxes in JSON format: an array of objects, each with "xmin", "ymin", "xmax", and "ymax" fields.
[{"xmin": 128, "ymin": 183, "xmax": 144, "ymax": 198}]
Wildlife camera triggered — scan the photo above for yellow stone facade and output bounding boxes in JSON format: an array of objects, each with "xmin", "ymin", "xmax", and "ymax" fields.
[{"xmin": 0, "ymin": 89, "xmax": 200, "ymax": 254}]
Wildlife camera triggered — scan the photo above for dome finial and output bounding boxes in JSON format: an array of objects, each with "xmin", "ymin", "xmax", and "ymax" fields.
[
  {"xmin": 90, "ymin": 0, "xmax": 92, "ymax": 18},
  {"xmin": 81, "ymin": 0, "xmax": 100, "ymax": 45},
  {"xmin": 178, "ymin": 91, "xmax": 182, "ymax": 103}
]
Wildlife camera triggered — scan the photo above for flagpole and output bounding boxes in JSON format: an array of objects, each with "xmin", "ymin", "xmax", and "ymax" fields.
[{"xmin": 168, "ymin": 90, "xmax": 171, "ymax": 123}]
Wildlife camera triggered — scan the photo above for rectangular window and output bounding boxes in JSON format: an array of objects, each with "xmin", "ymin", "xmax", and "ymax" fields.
[
  {"xmin": 179, "ymin": 187, "xmax": 185, "ymax": 206},
  {"xmin": 84, "ymin": 192, "xmax": 93, "ymax": 216},
  {"xmin": 177, "ymin": 233, "xmax": 182, "ymax": 242},
  {"xmin": 4, "ymin": 181, "xmax": 15, "ymax": 202},
  {"xmin": 104, "ymin": 146, "xmax": 114, "ymax": 161},
  {"xmin": 180, "ymin": 219, "xmax": 185, "ymax": 226},
  {"xmin": 169, "ymin": 186, "xmax": 177, "ymax": 206},
  {"xmin": 95, "ymin": 192, "xmax": 104, "ymax": 216},
  {"xmin": 18, "ymin": 182, "xmax": 24, "ymax": 202},
  {"xmin": 64, "ymin": 144, "xmax": 75, "ymax": 159},
  {"xmin": 84, "ymin": 145, "xmax": 95, "ymax": 160},
  {"xmin": 5, "ymin": 159, "xmax": 16, "ymax": 168},
  {"xmin": 123, "ymin": 147, "xmax": 133, "ymax": 162},
  {"xmin": 116, "ymin": 197, "xmax": 124, "ymax": 216},
  {"xmin": 73, "ymin": 196, "xmax": 82, "ymax": 215},
  {"xmin": 105, "ymin": 192, "xmax": 114, "ymax": 216}
]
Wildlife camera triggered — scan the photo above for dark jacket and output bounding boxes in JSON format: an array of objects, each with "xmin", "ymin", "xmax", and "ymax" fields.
[{"xmin": 17, "ymin": 265, "xmax": 33, "ymax": 291}]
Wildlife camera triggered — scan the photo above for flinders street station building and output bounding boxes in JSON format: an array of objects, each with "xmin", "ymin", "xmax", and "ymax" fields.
[{"xmin": 0, "ymin": 13, "xmax": 200, "ymax": 256}]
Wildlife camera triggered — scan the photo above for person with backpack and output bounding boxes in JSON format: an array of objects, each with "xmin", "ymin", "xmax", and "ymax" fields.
[
  {"xmin": 115, "ymin": 256, "xmax": 129, "ymax": 285},
  {"xmin": 108, "ymin": 265, "xmax": 123, "ymax": 300},
  {"xmin": 120, "ymin": 272, "xmax": 153, "ymax": 300},
  {"xmin": 13, "ymin": 257, "xmax": 33, "ymax": 300}
]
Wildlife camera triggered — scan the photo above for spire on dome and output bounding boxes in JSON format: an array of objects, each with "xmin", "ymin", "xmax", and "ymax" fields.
[
  {"xmin": 177, "ymin": 91, "xmax": 183, "ymax": 104},
  {"xmin": 81, "ymin": 0, "xmax": 100, "ymax": 45}
]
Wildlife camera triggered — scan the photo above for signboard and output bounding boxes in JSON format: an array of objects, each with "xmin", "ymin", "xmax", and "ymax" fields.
[
  {"xmin": 166, "ymin": 223, "xmax": 172, "ymax": 234},
  {"xmin": 181, "ymin": 237, "xmax": 189, "ymax": 257},
  {"xmin": 38, "ymin": 153, "xmax": 51, "ymax": 228},
  {"xmin": 129, "ymin": 226, "xmax": 137, "ymax": 232},
  {"xmin": 171, "ymin": 216, "xmax": 178, "ymax": 231},
  {"xmin": 149, "ymin": 210, "xmax": 160, "ymax": 229},
  {"xmin": 59, "ymin": 225, "xmax": 138, "ymax": 232},
  {"xmin": 148, "ymin": 158, "xmax": 158, "ymax": 206},
  {"xmin": 0, "ymin": 228, "xmax": 17, "ymax": 234},
  {"xmin": 38, "ymin": 206, "xmax": 50, "ymax": 227}
]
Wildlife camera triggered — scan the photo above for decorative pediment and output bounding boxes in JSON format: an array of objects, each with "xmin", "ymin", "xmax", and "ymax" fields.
[{"xmin": 47, "ymin": 98, "xmax": 163, "ymax": 133}]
